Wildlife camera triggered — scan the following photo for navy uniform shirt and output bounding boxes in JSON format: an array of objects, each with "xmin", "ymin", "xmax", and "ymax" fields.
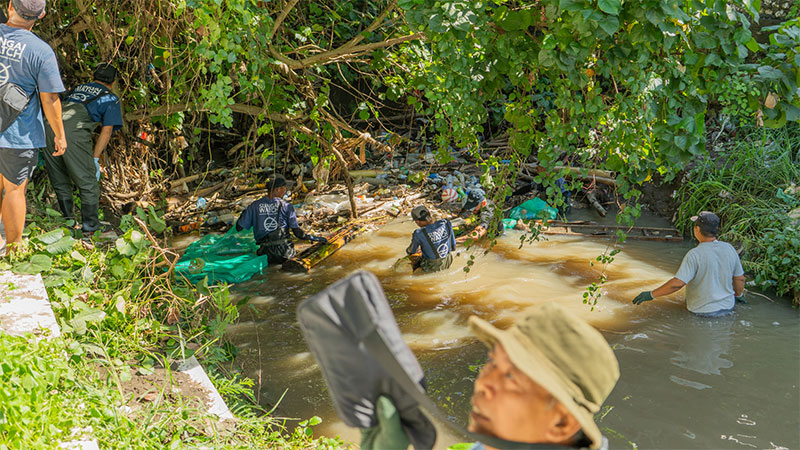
[
  {"xmin": 236, "ymin": 197, "xmax": 299, "ymax": 242},
  {"xmin": 66, "ymin": 81, "xmax": 123, "ymax": 131},
  {"xmin": 407, "ymin": 219, "xmax": 456, "ymax": 259}
]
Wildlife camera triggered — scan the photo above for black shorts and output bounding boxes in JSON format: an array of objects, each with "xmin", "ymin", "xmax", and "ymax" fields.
[{"xmin": 0, "ymin": 147, "xmax": 37, "ymax": 185}]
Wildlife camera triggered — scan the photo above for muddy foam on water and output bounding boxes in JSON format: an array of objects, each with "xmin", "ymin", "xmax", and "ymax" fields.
[{"xmin": 228, "ymin": 215, "xmax": 799, "ymax": 450}]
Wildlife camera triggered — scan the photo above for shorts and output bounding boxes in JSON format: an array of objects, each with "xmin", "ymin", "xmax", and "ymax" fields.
[
  {"xmin": 693, "ymin": 306, "xmax": 735, "ymax": 318},
  {"xmin": 420, "ymin": 253, "xmax": 454, "ymax": 273},
  {"xmin": 0, "ymin": 147, "xmax": 37, "ymax": 185}
]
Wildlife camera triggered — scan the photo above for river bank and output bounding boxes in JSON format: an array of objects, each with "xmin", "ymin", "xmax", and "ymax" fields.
[{"xmin": 0, "ymin": 213, "xmax": 344, "ymax": 449}]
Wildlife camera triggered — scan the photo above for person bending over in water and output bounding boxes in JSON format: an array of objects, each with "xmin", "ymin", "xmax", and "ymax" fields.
[
  {"xmin": 406, "ymin": 205, "xmax": 456, "ymax": 273},
  {"xmin": 235, "ymin": 176, "xmax": 326, "ymax": 266},
  {"xmin": 632, "ymin": 211, "xmax": 745, "ymax": 317}
]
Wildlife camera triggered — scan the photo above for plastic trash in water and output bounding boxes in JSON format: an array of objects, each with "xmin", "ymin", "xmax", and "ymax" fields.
[
  {"xmin": 206, "ymin": 213, "xmax": 236, "ymax": 226},
  {"xmin": 195, "ymin": 197, "xmax": 207, "ymax": 209}
]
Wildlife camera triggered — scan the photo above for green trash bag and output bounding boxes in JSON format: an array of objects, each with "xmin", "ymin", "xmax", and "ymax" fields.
[
  {"xmin": 174, "ymin": 228, "xmax": 269, "ymax": 284},
  {"xmin": 509, "ymin": 197, "xmax": 558, "ymax": 221}
]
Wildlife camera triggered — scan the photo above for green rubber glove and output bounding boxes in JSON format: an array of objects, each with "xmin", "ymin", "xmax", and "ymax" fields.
[
  {"xmin": 632, "ymin": 291, "xmax": 653, "ymax": 305},
  {"xmin": 360, "ymin": 396, "xmax": 409, "ymax": 450}
]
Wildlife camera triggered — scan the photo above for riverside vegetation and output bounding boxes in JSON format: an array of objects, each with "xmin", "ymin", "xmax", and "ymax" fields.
[
  {"xmin": 0, "ymin": 206, "xmax": 344, "ymax": 449},
  {"xmin": 2, "ymin": 0, "xmax": 798, "ymax": 447}
]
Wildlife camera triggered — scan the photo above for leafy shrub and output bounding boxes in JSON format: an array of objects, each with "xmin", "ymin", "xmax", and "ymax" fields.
[{"xmin": 677, "ymin": 124, "xmax": 800, "ymax": 304}]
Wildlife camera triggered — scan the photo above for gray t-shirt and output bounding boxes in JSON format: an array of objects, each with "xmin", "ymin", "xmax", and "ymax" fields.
[{"xmin": 675, "ymin": 241, "xmax": 744, "ymax": 314}]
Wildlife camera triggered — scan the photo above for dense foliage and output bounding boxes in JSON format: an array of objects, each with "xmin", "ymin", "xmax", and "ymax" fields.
[
  {"xmin": 35, "ymin": 1, "xmax": 797, "ymax": 217},
  {"xmin": 676, "ymin": 124, "xmax": 800, "ymax": 304},
  {"xmin": 397, "ymin": 0, "xmax": 799, "ymax": 222}
]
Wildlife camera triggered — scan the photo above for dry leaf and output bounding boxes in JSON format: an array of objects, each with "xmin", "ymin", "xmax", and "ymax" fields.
[
  {"xmin": 166, "ymin": 306, "xmax": 180, "ymax": 325},
  {"xmin": 764, "ymin": 92, "xmax": 778, "ymax": 109}
]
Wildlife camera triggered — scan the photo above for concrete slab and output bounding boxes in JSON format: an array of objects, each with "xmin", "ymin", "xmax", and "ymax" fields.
[
  {"xmin": 176, "ymin": 356, "xmax": 235, "ymax": 420},
  {"xmin": 59, "ymin": 441, "xmax": 101, "ymax": 450},
  {"xmin": 0, "ymin": 271, "xmax": 60, "ymax": 338}
]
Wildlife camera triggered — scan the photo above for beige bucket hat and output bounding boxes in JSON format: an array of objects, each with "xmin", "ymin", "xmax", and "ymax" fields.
[{"xmin": 469, "ymin": 303, "xmax": 620, "ymax": 449}]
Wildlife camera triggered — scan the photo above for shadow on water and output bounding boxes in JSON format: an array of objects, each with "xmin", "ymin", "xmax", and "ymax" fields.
[{"xmin": 226, "ymin": 214, "xmax": 800, "ymax": 450}]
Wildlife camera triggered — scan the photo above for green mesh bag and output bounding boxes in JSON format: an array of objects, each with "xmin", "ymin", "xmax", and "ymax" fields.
[{"xmin": 175, "ymin": 228, "xmax": 269, "ymax": 284}]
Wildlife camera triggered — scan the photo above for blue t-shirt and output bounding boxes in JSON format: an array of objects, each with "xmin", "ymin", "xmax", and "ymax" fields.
[
  {"xmin": 0, "ymin": 24, "xmax": 64, "ymax": 149},
  {"xmin": 236, "ymin": 197, "xmax": 299, "ymax": 242},
  {"xmin": 66, "ymin": 82, "xmax": 123, "ymax": 131},
  {"xmin": 407, "ymin": 219, "xmax": 456, "ymax": 259}
]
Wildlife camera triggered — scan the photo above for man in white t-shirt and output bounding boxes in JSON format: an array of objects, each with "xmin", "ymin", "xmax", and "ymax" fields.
[{"xmin": 632, "ymin": 211, "xmax": 745, "ymax": 316}]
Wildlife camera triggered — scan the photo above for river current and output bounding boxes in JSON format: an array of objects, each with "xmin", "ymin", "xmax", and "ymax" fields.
[{"xmin": 225, "ymin": 212, "xmax": 799, "ymax": 449}]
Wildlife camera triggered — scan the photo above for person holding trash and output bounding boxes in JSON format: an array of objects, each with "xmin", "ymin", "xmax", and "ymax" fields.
[
  {"xmin": 458, "ymin": 188, "xmax": 504, "ymax": 238},
  {"xmin": 406, "ymin": 205, "xmax": 456, "ymax": 273},
  {"xmin": 235, "ymin": 176, "xmax": 326, "ymax": 266},
  {"xmin": 632, "ymin": 211, "xmax": 746, "ymax": 316},
  {"xmin": 43, "ymin": 63, "xmax": 123, "ymax": 233}
]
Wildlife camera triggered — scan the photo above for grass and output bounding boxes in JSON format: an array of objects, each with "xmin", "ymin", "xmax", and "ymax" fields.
[{"xmin": 0, "ymin": 208, "xmax": 346, "ymax": 449}]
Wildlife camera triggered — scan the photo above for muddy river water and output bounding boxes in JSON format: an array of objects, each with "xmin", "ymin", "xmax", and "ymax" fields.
[{"xmin": 225, "ymin": 212, "xmax": 799, "ymax": 449}]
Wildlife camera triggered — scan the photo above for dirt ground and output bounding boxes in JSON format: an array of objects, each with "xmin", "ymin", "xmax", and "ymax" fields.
[{"xmin": 96, "ymin": 364, "xmax": 211, "ymax": 413}]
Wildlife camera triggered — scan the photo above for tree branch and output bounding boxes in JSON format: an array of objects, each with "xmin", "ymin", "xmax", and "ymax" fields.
[
  {"xmin": 291, "ymin": 32, "xmax": 424, "ymax": 69},
  {"xmin": 269, "ymin": 0, "xmax": 300, "ymax": 40},
  {"xmin": 125, "ymin": 102, "xmax": 300, "ymax": 123},
  {"xmin": 338, "ymin": 1, "xmax": 397, "ymax": 52},
  {"xmin": 296, "ymin": 125, "xmax": 359, "ymax": 218}
]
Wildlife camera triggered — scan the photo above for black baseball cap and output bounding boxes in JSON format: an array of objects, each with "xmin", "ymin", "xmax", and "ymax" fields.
[
  {"xmin": 93, "ymin": 63, "xmax": 118, "ymax": 84},
  {"xmin": 11, "ymin": 0, "xmax": 45, "ymax": 20},
  {"xmin": 267, "ymin": 176, "xmax": 287, "ymax": 191},
  {"xmin": 411, "ymin": 205, "xmax": 431, "ymax": 221},
  {"xmin": 691, "ymin": 211, "xmax": 720, "ymax": 236}
]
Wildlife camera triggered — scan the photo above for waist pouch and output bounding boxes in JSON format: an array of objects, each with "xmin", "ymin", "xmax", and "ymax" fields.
[
  {"xmin": 299, "ymin": 271, "xmax": 570, "ymax": 450},
  {"xmin": 0, "ymin": 83, "xmax": 30, "ymax": 133}
]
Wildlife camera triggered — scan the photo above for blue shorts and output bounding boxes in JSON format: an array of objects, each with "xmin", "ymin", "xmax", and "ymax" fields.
[{"xmin": 693, "ymin": 307, "xmax": 734, "ymax": 318}]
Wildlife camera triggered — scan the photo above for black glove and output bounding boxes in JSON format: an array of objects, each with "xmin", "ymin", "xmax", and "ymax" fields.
[
  {"xmin": 632, "ymin": 291, "xmax": 653, "ymax": 305},
  {"xmin": 309, "ymin": 235, "xmax": 328, "ymax": 244}
]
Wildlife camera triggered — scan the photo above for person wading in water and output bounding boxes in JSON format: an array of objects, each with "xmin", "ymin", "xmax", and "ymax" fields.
[
  {"xmin": 235, "ymin": 176, "xmax": 327, "ymax": 266},
  {"xmin": 405, "ymin": 205, "xmax": 456, "ymax": 273},
  {"xmin": 632, "ymin": 211, "xmax": 746, "ymax": 316}
]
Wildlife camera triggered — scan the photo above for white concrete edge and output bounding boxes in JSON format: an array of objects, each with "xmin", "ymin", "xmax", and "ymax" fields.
[
  {"xmin": 59, "ymin": 441, "xmax": 100, "ymax": 450},
  {"xmin": 0, "ymin": 271, "xmax": 61, "ymax": 338},
  {"xmin": 176, "ymin": 356, "xmax": 235, "ymax": 420}
]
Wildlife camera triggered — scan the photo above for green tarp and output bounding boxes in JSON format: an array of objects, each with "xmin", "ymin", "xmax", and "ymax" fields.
[{"xmin": 175, "ymin": 228, "xmax": 268, "ymax": 284}]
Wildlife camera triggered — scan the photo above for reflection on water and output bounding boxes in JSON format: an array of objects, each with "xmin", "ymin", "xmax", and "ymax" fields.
[{"xmin": 227, "ymin": 216, "xmax": 800, "ymax": 450}]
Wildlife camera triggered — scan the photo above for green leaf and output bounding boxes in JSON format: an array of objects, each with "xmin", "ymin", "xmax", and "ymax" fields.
[
  {"xmin": 598, "ymin": 0, "xmax": 621, "ymax": 15},
  {"xmin": 559, "ymin": 0, "xmax": 583, "ymax": 12},
  {"xmin": 35, "ymin": 229, "xmax": 66, "ymax": 245},
  {"xmin": 116, "ymin": 238, "xmax": 137, "ymax": 256},
  {"xmin": 46, "ymin": 236, "xmax": 76, "ymax": 255},
  {"xmin": 498, "ymin": 10, "xmax": 531, "ymax": 31},
  {"xmin": 757, "ymin": 65, "xmax": 784, "ymax": 80},
  {"xmin": 745, "ymin": 37, "xmax": 760, "ymax": 52},
  {"xmin": 147, "ymin": 206, "xmax": 167, "ymax": 234},
  {"xmin": 13, "ymin": 254, "xmax": 53, "ymax": 275},
  {"xmin": 597, "ymin": 15, "xmax": 620, "ymax": 36}
]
